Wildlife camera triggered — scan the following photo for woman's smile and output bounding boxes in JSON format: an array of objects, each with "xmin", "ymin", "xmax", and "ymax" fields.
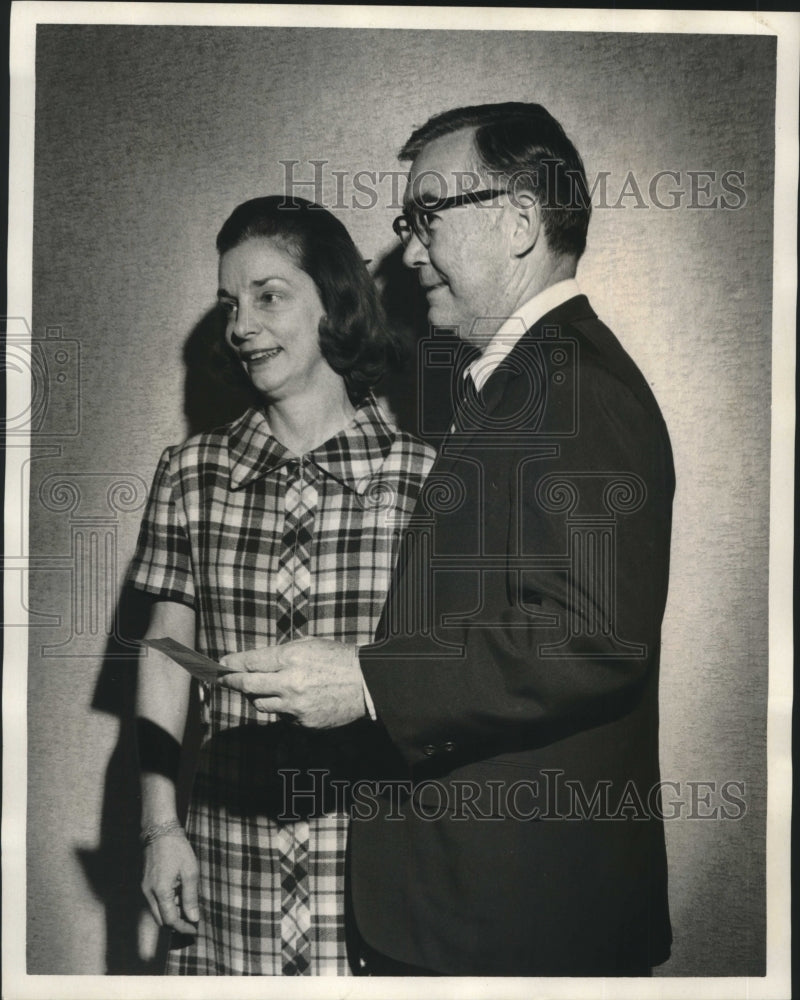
[{"xmin": 240, "ymin": 346, "xmax": 283, "ymax": 370}]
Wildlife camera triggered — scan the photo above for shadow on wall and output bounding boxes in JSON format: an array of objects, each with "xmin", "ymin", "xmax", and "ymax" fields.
[
  {"xmin": 76, "ymin": 587, "xmax": 198, "ymax": 973},
  {"xmin": 77, "ymin": 250, "xmax": 438, "ymax": 973}
]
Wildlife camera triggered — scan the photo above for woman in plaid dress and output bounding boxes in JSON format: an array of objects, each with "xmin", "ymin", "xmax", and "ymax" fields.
[{"xmin": 129, "ymin": 196, "xmax": 434, "ymax": 975}]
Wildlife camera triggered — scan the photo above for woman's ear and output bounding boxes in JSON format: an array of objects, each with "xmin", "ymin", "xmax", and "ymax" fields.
[{"xmin": 508, "ymin": 192, "xmax": 541, "ymax": 258}]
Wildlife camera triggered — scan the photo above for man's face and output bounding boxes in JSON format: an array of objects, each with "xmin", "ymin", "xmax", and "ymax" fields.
[{"xmin": 401, "ymin": 127, "xmax": 512, "ymax": 343}]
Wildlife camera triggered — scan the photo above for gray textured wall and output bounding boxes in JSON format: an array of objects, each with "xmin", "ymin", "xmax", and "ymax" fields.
[{"xmin": 27, "ymin": 25, "xmax": 774, "ymax": 975}]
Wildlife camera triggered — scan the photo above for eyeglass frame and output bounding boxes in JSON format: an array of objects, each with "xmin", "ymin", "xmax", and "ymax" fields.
[{"xmin": 392, "ymin": 188, "xmax": 508, "ymax": 247}]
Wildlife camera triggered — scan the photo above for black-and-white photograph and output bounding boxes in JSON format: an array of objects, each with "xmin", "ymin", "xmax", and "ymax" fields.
[{"xmin": 4, "ymin": 5, "xmax": 796, "ymax": 998}]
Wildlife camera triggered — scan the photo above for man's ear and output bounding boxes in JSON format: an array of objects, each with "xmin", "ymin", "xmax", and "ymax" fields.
[{"xmin": 508, "ymin": 191, "xmax": 541, "ymax": 257}]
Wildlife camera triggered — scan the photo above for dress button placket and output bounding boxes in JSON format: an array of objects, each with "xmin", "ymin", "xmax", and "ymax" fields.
[{"xmin": 274, "ymin": 458, "xmax": 319, "ymax": 974}]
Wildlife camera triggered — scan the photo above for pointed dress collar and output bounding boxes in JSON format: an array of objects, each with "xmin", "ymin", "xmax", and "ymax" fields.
[{"xmin": 226, "ymin": 393, "xmax": 396, "ymax": 495}]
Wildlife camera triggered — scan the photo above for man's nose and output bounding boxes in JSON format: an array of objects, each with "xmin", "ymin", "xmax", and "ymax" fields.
[{"xmin": 401, "ymin": 229, "xmax": 429, "ymax": 269}]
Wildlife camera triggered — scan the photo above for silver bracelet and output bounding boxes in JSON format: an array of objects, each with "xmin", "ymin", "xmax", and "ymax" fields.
[{"xmin": 140, "ymin": 819, "xmax": 184, "ymax": 846}]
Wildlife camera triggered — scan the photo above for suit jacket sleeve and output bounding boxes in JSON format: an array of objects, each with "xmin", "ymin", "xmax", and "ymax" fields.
[{"xmin": 360, "ymin": 320, "xmax": 675, "ymax": 769}]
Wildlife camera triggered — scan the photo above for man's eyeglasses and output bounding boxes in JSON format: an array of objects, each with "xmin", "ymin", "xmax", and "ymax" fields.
[{"xmin": 392, "ymin": 188, "xmax": 507, "ymax": 248}]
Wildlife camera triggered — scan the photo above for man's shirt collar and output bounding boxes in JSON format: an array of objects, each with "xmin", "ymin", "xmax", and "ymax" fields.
[{"xmin": 466, "ymin": 278, "xmax": 581, "ymax": 392}]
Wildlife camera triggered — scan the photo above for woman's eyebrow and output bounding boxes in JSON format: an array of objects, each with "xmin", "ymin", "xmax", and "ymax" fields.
[
  {"xmin": 217, "ymin": 276, "xmax": 291, "ymax": 298},
  {"xmin": 251, "ymin": 276, "xmax": 290, "ymax": 289}
]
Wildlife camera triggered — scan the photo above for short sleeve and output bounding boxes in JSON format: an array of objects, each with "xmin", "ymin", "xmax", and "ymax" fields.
[{"xmin": 126, "ymin": 448, "xmax": 196, "ymax": 607}]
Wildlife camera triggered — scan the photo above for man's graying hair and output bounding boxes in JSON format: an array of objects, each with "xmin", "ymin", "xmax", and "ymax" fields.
[{"xmin": 400, "ymin": 102, "xmax": 591, "ymax": 259}]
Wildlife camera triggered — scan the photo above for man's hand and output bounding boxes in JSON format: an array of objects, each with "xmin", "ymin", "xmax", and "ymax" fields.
[{"xmin": 218, "ymin": 638, "xmax": 366, "ymax": 729}]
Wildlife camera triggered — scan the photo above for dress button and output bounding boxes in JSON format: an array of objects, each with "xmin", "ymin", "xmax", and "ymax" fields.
[
  {"xmin": 423, "ymin": 745, "xmax": 436, "ymax": 756},
  {"xmin": 442, "ymin": 741, "xmax": 455, "ymax": 752}
]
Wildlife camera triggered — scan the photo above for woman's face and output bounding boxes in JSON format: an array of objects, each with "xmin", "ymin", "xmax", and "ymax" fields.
[{"xmin": 218, "ymin": 236, "xmax": 329, "ymax": 403}]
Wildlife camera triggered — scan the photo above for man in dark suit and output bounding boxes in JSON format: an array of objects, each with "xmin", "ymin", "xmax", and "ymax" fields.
[{"xmin": 222, "ymin": 102, "xmax": 674, "ymax": 976}]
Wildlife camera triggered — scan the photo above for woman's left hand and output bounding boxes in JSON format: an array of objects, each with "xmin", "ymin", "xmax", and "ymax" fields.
[{"xmin": 219, "ymin": 638, "xmax": 367, "ymax": 729}]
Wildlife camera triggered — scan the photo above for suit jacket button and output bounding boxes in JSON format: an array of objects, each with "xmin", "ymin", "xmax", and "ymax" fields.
[
  {"xmin": 443, "ymin": 741, "xmax": 455, "ymax": 752},
  {"xmin": 423, "ymin": 745, "xmax": 436, "ymax": 756}
]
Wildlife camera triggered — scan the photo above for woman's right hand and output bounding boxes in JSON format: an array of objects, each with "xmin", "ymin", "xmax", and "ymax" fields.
[{"xmin": 141, "ymin": 830, "xmax": 200, "ymax": 935}]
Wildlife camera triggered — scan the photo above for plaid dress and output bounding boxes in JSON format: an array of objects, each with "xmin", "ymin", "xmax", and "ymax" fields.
[{"xmin": 128, "ymin": 395, "xmax": 433, "ymax": 975}]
